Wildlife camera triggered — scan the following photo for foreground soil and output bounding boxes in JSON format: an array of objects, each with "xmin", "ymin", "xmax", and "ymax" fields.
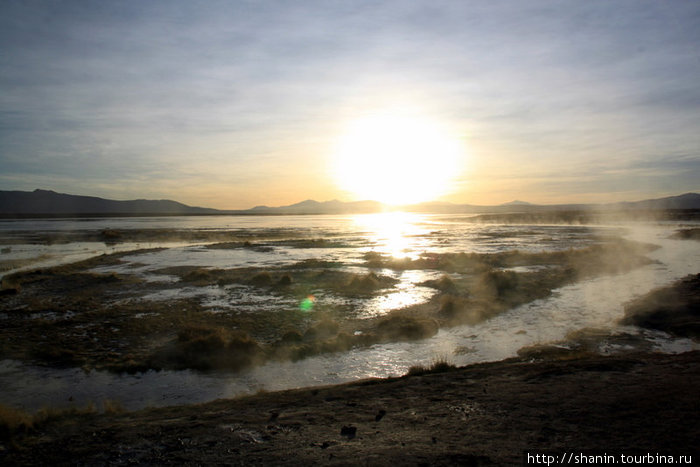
[{"xmin": 3, "ymin": 351, "xmax": 698, "ymax": 466}]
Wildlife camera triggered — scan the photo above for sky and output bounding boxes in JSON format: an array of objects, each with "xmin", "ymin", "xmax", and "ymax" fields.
[{"xmin": 1, "ymin": 0, "xmax": 699, "ymax": 209}]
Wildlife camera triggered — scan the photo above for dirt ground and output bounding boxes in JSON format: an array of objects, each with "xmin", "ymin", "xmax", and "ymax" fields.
[{"xmin": 2, "ymin": 351, "xmax": 698, "ymax": 466}]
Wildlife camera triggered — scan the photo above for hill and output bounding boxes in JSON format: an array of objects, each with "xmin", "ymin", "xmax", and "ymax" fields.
[
  {"xmin": 0, "ymin": 189, "xmax": 220, "ymax": 217},
  {"xmin": 243, "ymin": 199, "xmax": 384, "ymax": 215},
  {"xmin": 1, "ymin": 189, "xmax": 698, "ymax": 217}
]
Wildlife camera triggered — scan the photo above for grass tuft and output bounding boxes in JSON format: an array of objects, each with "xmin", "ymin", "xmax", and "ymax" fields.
[
  {"xmin": 0, "ymin": 402, "xmax": 99, "ymax": 442},
  {"xmin": 375, "ymin": 314, "xmax": 439, "ymax": 341},
  {"xmin": 152, "ymin": 325, "xmax": 263, "ymax": 371},
  {"xmin": 406, "ymin": 358, "xmax": 457, "ymax": 376}
]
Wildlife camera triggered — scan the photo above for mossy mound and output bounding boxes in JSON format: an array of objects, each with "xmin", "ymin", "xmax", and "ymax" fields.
[{"xmin": 151, "ymin": 325, "xmax": 264, "ymax": 371}]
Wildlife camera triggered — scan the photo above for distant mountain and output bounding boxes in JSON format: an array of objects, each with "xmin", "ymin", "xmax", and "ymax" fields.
[
  {"xmin": 236, "ymin": 193, "xmax": 700, "ymax": 215},
  {"xmin": 609, "ymin": 193, "xmax": 700, "ymax": 210},
  {"xmin": 1, "ymin": 189, "xmax": 698, "ymax": 217},
  {"xmin": 406, "ymin": 193, "xmax": 700, "ymax": 214},
  {"xmin": 243, "ymin": 199, "xmax": 384, "ymax": 215},
  {"xmin": 0, "ymin": 189, "xmax": 221, "ymax": 217},
  {"xmin": 501, "ymin": 200, "xmax": 534, "ymax": 206}
]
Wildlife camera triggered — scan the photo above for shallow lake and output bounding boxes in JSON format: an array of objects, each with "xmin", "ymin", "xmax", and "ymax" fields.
[{"xmin": 1, "ymin": 214, "xmax": 698, "ymax": 411}]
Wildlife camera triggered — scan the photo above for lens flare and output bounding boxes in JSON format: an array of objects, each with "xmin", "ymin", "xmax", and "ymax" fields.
[{"xmin": 300, "ymin": 295, "xmax": 315, "ymax": 312}]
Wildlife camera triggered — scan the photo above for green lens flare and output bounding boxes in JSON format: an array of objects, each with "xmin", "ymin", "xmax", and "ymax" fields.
[{"xmin": 300, "ymin": 295, "xmax": 315, "ymax": 312}]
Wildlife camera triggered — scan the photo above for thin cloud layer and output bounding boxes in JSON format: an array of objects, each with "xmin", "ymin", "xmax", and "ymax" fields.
[{"xmin": 1, "ymin": 0, "xmax": 698, "ymax": 207}]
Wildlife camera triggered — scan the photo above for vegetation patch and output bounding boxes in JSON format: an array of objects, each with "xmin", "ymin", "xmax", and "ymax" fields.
[
  {"xmin": 405, "ymin": 358, "xmax": 457, "ymax": 376},
  {"xmin": 373, "ymin": 314, "xmax": 439, "ymax": 341},
  {"xmin": 0, "ymin": 402, "xmax": 100, "ymax": 444},
  {"xmin": 620, "ymin": 274, "xmax": 700, "ymax": 338},
  {"xmin": 419, "ymin": 275, "xmax": 456, "ymax": 292},
  {"xmin": 669, "ymin": 228, "xmax": 700, "ymax": 241},
  {"xmin": 150, "ymin": 325, "xmax": 264, "ymax": 371},
  {"xmin": 0, "ymin": 234, "xmax": 663, "ymax": 373},
  {"xmin": 344, "ymin": 272, "xmax": 397, "ymax": 294}
]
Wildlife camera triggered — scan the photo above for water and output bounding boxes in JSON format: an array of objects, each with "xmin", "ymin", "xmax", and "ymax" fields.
[{"xmin": 1, "ymin": 214, "xmax": 698, "ymax": 411}]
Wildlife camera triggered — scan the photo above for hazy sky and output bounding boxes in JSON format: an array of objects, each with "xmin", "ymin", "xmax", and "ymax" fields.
[{"xmin": 1, "ymin": 0, "xmax": 699, "ymax": 208}]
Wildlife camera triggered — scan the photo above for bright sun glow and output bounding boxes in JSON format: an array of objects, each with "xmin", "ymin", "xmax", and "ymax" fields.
[
  {"xmin": 332, "ymin": 112, "xmax": 464, "ymax": 205},
  {"xmin": 354, "ymin": 211, "xmax": 427, "ymax": 258}
]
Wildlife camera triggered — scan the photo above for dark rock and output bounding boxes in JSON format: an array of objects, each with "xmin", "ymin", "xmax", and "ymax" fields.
[
  {"xmin": 340, "ymin": 425, "xmax": 356, "ymax": 439},
  {"xmin": 0, "ymin": 288, "xmax": 18, "ymax": 296}
]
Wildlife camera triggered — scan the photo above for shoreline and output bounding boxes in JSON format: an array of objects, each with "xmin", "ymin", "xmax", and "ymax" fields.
[
  {"xmin": 2, "ymin": 350, "xmax": 698, "ymax": 465},
  {"xmin": 1, "ymin": 222, "xmax": 698, "ymax": 464}
]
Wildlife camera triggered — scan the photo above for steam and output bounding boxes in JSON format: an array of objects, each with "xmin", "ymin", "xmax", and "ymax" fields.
[{"xmin": 1, "ymin": 218, "xmax": 699, "ymax": 411}]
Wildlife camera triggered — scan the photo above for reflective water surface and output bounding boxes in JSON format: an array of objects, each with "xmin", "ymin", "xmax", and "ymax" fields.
[{"xmin": 1, "ymin": 215, "xmax": 698, "ymax": 411}]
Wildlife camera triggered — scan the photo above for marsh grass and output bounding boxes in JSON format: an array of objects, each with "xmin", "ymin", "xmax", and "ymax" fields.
[
  {"xmin": 102, "ymin": 399, "xmax": 125, "ymax": 415},
  {"xmin": 406, "ymin": 357, "xmax": 458, "ymax": 376},
  {"xmin": 1, "ymin": 233, "xmax": 662, "ymax": 374},
  {"xmin": 270, "ymin": 314, "xmax": 440, "ymax": 363},
  {"xmin": 30, "ymin": 346, "xmax": 82, "ymax": 367},
  {"xmin": 669, "ymin": 228, "xmax": 700, "ymax": 240},
  {"xmin": 517, "ymin": 343, "xmax": 595, "ymax": 362},
  {"xmin": 374, "ymin": 314, "xmax": 439, "ymax": 341},
  {"xmin": 151, "ymin": 325, "xmax": 264, "ymax": 371},
  {"xmin": 419, "ymin": 275, "xmax": 456, "ymax": 292},
  {"xmin": 362, "ymin": 239, "xmax": 657, "ymax": 277},
  {"xmin": 182, "ymin": 267, "xmax": 220, "ymax": 284},
  {"xmin": 620, "ymin": 273, "xmax": 700, "ymax": 338},
  {"xmin": 345, "ymin": 272, "xmax": 395, "ymax": 294},
  {"xmin": 0, "ymin": 402, "xmax": 102, "ymax": 443},
  {"xmin": 0, "ymin": 404, "xmax": 34, "ymax": 440},
  {"xmin": 250, "ymin": 271, "xmax": 273, "ymax": 286},
  {"xmin": 303, "ymin": 319, "xmax": 340, "ymax": 341},
  {"xmin": 438, "ymin": 295, "xmax": 499, "ymax": 325}
]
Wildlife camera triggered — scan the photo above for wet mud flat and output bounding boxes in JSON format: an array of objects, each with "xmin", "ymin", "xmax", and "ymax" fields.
[
  {"xmin": 0, "ymin": 236, "xmax": 659, "ymax": 373},
  {"xmin": 2, "ymin": 351, "xmax": 698, "ymax": 466},
  {"xmin": 514, "ymin": 273, "xmax": 700, "ymax": 360},
  {"xmin": 2, "ymin": 258, "xmax": 699, "ymax": 465}
]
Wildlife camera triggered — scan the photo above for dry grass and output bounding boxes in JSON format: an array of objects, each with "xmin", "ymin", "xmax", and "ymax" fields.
[
  {"xmin": 406, "ymin": 358, "xmax": 457, "ymax": 376},
  {"xmin": 303, "ymin": 319, "xmax": 340, "ymax": 341},
  {"xmin": 0, "ymin": 402, "xmax": 98, "ymax": 442},
  {"xmin": 419, "ymin": 275, "xmax": 456, "ymax": 292},
  {"xmin": 620, "ymin": 273, "xmax": 700, "ymax": 338},
  {"xmin": 669, "ymin": 228, "xmax": 700, "ymax": 241},
  {"xmin": 151, "ymin": 325, "xmax": 264, "ymax": 371},
  {"xmin": 374, "ymin": 314, "xmax": 439, "ymax": 341},
  {"xmin": 249, "ymin": 271, "xmax": 273, "ymax": 286}
]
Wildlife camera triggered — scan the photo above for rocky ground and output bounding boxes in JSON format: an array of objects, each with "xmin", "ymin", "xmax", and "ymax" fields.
[{"xmin": 1, "ymin": 351, "xmax": 698, "ymax": 466}]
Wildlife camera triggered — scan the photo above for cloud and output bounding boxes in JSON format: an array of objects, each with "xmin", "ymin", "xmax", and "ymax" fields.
[{"xmin": 1, "ymin": 0, "xmax": 698, "ymax": 207}]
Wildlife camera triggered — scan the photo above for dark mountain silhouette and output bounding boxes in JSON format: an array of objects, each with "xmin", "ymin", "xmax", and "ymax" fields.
[
  {"xmin": 0, "ymin": 189, "xmax": 220, "ymax": 216},
  {"xmin": 245, "ymin": 199, "xmax": 383, "ymax": 214},
  {"xmin": 406, "ymin": 193, "xmax": 700, "ymax": 214},
  {"xmin": 609, "ymin": 192, "xmax": 700, "ymax": 210},
  {"xmin": 1, "ymin": 189, "xmax": 698, "ymax": 217},
  {"xmin": 501, "ymin": 200, "xmax": 534, "ymax": 206}
]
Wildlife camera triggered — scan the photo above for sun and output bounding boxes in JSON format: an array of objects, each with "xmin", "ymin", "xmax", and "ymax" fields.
[{"xmin": 331, "ymin": 112, "xmax": 464, "ymax": 205}]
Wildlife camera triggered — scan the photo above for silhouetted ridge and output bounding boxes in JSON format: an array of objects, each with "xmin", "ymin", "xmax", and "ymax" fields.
[
  {"xmin": 1, "ymin": 189, "xmax": 698, "ymax": 217},
  {"xmin": 0, "ymin": 189, "xmax": 220, "ymax": 216}
]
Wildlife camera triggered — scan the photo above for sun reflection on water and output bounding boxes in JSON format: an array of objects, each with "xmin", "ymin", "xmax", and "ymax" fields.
[{"xmin": 352, "ymin": 212, "xmax": 430, "ymax": 259}]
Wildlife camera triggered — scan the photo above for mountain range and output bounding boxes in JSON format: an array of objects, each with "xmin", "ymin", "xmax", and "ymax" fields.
[
  {"xmin": 0, "ymin": 189, "xmax": 219, "ymax": 217},
  {"xmin": 1, "ymin": 189, "xmax": 699, "ymax": 217}
]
